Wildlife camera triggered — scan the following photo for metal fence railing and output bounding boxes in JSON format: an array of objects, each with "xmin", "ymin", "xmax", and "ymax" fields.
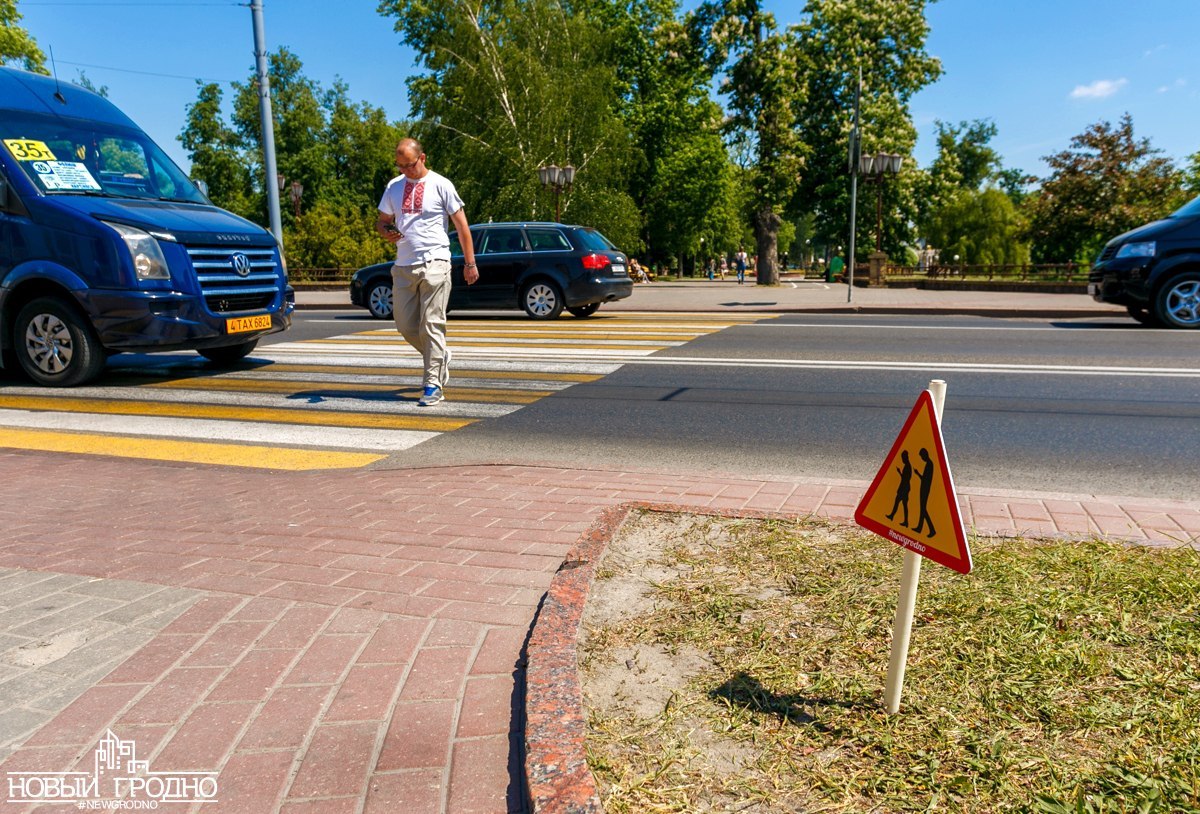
[
  {"xmin": 289, "ymin": 267, "xmax": 356, "ymax": 284},
  {"xmin": 884, "ymin": 263, "xmax": 1084, "ymax": 282}
]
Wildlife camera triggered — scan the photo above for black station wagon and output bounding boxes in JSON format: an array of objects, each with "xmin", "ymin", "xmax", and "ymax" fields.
[{"xmin": 350, "ymin": 222, "xmax": 633, "ymax": 320}]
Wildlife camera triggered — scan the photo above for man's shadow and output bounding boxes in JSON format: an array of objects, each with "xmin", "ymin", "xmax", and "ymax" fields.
[{"xmin": 709, "ymin": 672, "xmax": 865, "ymax": 731}]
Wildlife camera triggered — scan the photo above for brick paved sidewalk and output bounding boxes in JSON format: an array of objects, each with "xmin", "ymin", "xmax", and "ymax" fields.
[{"xmin": 0, "ymin": 452, "xmax": 1195, "ymax": 813}]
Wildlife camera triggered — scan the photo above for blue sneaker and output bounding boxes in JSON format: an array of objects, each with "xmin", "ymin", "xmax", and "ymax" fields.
[{"xmin": 418, "ymin": 385, "xmax": 444, "ymax": 407}]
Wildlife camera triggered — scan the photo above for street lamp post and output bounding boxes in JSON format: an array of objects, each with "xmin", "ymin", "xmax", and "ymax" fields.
[
  {"xmin": 289, "ymin": 180, "xmax": 303, "ymax": 218},
  {"xmin": 537, "ymin": 164, "xmax": 575, "ymax": 223},
  {"xmin": 859, "ymin": 152, "xmax": 904, "ymax": 252},
  {"xmin": 277, "ymin": 175, "xmax": 303, "ymax": 218}
]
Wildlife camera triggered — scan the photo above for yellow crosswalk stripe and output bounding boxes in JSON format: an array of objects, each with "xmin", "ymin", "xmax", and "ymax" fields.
[
  {"xmin": 0, "ymin": 395, "xmax": 473, "ymax": 432},
  {"xmin": 242, "ymin": 363, "xmax": 600, "ymax": 383},
  {"xmin": 144, "ymin": 377, "xmax": 553, "ymax": 404},
  {"xmin": 0, "ymin": 428, "xmax": 383, "ymax": 470}
]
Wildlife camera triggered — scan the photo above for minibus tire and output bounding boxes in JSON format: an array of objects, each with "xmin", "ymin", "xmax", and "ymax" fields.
[{"xmin": 13, "ymin": 297, "xmax": 106, "ymax": 387}]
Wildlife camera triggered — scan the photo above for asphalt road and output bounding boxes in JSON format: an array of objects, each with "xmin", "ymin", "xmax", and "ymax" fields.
[{"xmin": 294, "ymin": 311, "xmax": 1200, "ymax": 501}]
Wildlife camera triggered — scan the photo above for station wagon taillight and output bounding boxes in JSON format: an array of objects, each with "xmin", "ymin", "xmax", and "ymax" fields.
[{"xmin": 581, "ymin": 253, "xmax": 609, "ymax": 270}]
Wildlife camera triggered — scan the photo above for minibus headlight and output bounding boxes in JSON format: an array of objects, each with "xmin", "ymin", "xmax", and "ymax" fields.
[{"xmin": 102, "ymin": 220, "xmax": 170, "ymax": 281}]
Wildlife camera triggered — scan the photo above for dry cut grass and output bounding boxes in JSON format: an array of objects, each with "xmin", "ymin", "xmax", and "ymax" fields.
[{"xmin": 580, "ymin": 512, "xmax": 1200, "ymax": 814}]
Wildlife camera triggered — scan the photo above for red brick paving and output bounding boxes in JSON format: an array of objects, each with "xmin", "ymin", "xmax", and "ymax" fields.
[{"xmin": 0, "ymin": 453, "xmax": 1194, "ymax": 813}]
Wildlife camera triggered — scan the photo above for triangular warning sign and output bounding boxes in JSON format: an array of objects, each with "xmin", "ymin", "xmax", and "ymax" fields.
[{"xmin": 855, "ymin": 390, "xmax": 972, "ymax": 574}]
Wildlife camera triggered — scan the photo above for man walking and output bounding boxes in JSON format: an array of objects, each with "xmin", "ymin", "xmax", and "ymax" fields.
[{"xmin": 376, "ymin": 138, "xmax": 477, "ymax": 406}]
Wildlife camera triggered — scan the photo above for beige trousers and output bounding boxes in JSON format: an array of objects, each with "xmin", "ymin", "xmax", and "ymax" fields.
[{"xmin": 392, "ymin": 259, "xmax": 451, "ymax": 388}]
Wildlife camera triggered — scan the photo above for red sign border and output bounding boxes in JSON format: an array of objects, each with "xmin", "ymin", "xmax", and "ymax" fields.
[{"xmin": 854, "ymin": 390, "xmax": 972, "ymax": 574}]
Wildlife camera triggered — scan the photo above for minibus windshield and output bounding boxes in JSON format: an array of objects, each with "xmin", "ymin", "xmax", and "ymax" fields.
[{"xmin": 3, "ymin": 113, "xmax": 207, "ymax": 204}]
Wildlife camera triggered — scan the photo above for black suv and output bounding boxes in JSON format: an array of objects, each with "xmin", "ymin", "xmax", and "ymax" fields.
[
  {"xmin": 350, "ymin": 222, "xmax": 633, "ymax": 320},
  {"xmin": 1090, "ymin": 195, "xmax": 1200, "ymax": 328}
]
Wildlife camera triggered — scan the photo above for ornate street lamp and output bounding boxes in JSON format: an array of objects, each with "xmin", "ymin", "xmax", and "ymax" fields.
[
  {"xmin": 537, "ymin": 164, "xmax": 575, "ymax": 222},
  {"xmin": 289, "ymin": 180, "xmax": 303, "ymax": 218},
  {"xmin": 277, "ymin": 175, "xmax": 303, "ymax": 218},
  {"xmin": 858, "ymin": 152, "xmax": 904, "ymax": 253}
]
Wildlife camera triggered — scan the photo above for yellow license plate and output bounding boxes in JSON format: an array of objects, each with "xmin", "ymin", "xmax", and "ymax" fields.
[{"xmin": 225, "ymin": 314, "xmax": 272, "ymax": 334}]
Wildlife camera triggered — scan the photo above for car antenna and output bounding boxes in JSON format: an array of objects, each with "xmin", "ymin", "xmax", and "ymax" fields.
[{"xmin": 49, "ymin": 46, "xmax": 67, "ymax": 104}]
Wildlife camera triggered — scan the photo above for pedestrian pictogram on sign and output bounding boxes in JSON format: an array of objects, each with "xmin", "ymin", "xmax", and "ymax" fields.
[{"xmin": 855, "ymin": 390, "xmax": 971, "ymax": 574}]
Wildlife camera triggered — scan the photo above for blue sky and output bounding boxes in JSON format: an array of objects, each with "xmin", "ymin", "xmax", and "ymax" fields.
[{"xmin": 13, "ymin": 0, "xmax": 1199, "ymax": 179}]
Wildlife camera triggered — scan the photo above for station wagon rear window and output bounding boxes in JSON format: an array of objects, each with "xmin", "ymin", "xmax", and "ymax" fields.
[{"xmin": 527, "ymin": 229, "xmax": 571, "ymax": 251}]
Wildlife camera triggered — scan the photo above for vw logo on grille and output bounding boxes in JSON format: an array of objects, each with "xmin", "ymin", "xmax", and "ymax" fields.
[{"xmin": 230, "ymin": 253, "xmax": 252, "ymax": 277}]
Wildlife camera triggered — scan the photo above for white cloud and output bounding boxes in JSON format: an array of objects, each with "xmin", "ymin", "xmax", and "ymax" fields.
[{"xmin": 1069, "ymin": 78, "xmax": 1129, "ymax": 99}]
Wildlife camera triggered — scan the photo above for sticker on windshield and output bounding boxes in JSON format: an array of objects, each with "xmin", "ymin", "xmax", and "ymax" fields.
[
  {"xmin": 3, "ymin": 139, "xmax": 57, "ymax": 161},
  {"xmin": 35, "ymin": 161, "xmax": 102, "ymax": 191}
]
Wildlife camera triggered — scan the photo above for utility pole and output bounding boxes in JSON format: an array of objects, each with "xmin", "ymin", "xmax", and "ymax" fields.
[
  {"xmin": 847, "ymin": 67, "xmax": 861, "ymax": 303},
  {"xmin": 250, "ymin": 0, "xmax": 283, "ymax": 247}
]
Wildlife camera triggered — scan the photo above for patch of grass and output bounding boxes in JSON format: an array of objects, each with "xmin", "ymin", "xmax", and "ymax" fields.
[{"xmin": 581, "ymin": 513, "xmax": 1200, "ymax": 813}]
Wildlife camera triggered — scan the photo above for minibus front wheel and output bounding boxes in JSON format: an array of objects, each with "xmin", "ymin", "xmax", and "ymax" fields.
[{"xmin": 13, "ymin": 297, "xmax": 106, "ymax": 387}]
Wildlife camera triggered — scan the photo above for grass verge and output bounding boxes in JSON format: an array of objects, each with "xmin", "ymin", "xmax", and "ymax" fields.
[{"xmin": 580, "ymin": 512, "xmax": 1200, "ymax": 813}]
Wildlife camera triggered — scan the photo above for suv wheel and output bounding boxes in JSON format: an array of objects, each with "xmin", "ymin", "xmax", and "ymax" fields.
[
  {"xmin": 367, "ymin": 280, "xmax": 393, "ymax": 319},
  {"xmin": 14, "ymin": 297, "xmax": 106, "ymax": 387},
  {"xmin": 1154, "ymin": 272, "xmax": 1200, "ymax": 329},
  {"xmin": 521, "ymin": 280, "xmax": 564, "ymax": 319},
  {"xmin": 567, "ymin": 303, "xmax": 600, "ymax": 318}
]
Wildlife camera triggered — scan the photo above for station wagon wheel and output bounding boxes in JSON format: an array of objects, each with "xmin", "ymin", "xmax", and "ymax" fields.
[
  {"xmin": 367, "ymin": 280, "xmax": 393, "ymax": 319},
  {"xmin": 13, "ymin": 296, "xmax": 106, "ymax": 387},
  {"xmin": 521, "ymin": 280, "xmax": 564, "ymax": 319},
  {"xmin": 199, "ymin": 339, "xmax": 259, "ymax": 365},
  {"xmin": 567, "ymin": 303, "xmax": 600, "ymax": 318},
  {"xmin": 1154, "ymin": 272, "xmax": 1200, "ymax": 329}
]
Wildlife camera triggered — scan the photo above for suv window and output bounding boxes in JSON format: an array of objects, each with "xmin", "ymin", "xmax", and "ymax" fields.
[
  {"xmin": 449, "ymin": 231, "xmax": 463, "ymax": 256},
  {"xmin": 571, "ymin": 228, "xmax": 618, "ymax": 252},
  {"xmin": 527, "ymin": 229, "xmax": 572, "ymax": 251},
  {"xmin": 479, "ymin": 228, "xmax": 527, "ymax": 254}
]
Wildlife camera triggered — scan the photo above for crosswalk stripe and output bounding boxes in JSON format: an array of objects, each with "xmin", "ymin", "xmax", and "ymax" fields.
[
  {"xmin": 0, "ymin": 394, "xmax": 475, "ymax": 431},
  {"xmin": 0, "ymin": 409, "xmax": 437, "ymax": 452},
  {"xmin": 0, "ymin": 312, "xmax": 772, "ymax": 470},
  {"xmin": 0, "ymin": 427, "xmax": 385, "ymax": 470},
  {"xmin": 140, "ymin": 377, "xmax": 555, "ymax": 404}
]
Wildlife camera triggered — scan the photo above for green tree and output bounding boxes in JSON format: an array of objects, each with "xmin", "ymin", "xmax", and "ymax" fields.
[
  {"xmin": 179, "ymin": 82, "xmax": 256, "ymax": 220},
  {"xmin": 924, "ymin": 188, "xmax": 1029, "ymax": 266},
  {"xmin": 691, "ymin": 0, "xmax": 805, "ymax": 285},
  {"xmin": 931, "ymin": 119, "xmax": 1001, "ymax": 191},
  {"xmin": 179, "ymin": 51, "xmax": 403, "ymax": 268},
  {"xmin": 0, "ymin": 0, "xmax": 44, "ymax": 72},
  {"xmin": 1024, "ymin": 114, "xmax": 1186, "ymax": 263},
  {"xmin": 1182, "ymin": 150, "xmax": 1200, "ymax": 198},
  {"xmin": 793, "ymin": 0, "xmax": 941, "ymax": 263},
  {"xmin": 378, "ymin": 0, "xmax": 641, "ymax": 249},
  {"xmin": 583, "ymin": 1, "xmax": 737, "ymax": 266}
]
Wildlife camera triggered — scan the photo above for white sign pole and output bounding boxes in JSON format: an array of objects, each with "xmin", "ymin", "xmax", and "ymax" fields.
[{"xmin": 883, "ymin": 379, "xmax": 946, "ymax": 714}]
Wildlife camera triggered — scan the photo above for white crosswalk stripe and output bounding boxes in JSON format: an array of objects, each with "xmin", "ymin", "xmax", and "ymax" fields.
[{"xmin": 0, "ymin": 314, "xmax": 770, "ymax": 469}]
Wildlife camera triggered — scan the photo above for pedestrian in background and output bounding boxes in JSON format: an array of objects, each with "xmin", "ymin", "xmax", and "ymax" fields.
[
  {"xmin": 735, "ymin": 247, "xmax": 748, "ymax": 285},
  {"xmin": 376, "ymin": 138, "xmax": 477, "ymax": 407}
]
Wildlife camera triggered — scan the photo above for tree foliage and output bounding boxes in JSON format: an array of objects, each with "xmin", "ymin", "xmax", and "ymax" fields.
[
  {"xmin": 690, "ymin": 0, "xmax": 805, "ymax": 284},
  {"xmin": 793, "ymin": 0, "xmax": 941, "ymax": 263},
  {"xmin": 378, "ymin": 0, "xmax": 641, "ymax": 250},
  {"xmin": 179, "ymin": 49, "xmax": 402, "ymax": 269},
  {"xmin": 0, "ymin": 0, "xmax": 44, "ymax": 73},
  {"xmin": 1024, "ymin": 114, "xmax": 1186, "ymax": 263},
  {"xmin": 924, "ymin": 188, "xmax": 1029, "ymax": 266}
]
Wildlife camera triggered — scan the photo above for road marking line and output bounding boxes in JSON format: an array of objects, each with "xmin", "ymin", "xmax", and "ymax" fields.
[
  {"xmin": 0, "ymin": 428, "xmax": 385, "ymax": 470},
  {"xmin": 0, "ymin": 409, "xmax": 437, "ymax": 452},
  {"xmin": 0, "ymin": 394, "xmax": 477, "ymax": 430}
]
